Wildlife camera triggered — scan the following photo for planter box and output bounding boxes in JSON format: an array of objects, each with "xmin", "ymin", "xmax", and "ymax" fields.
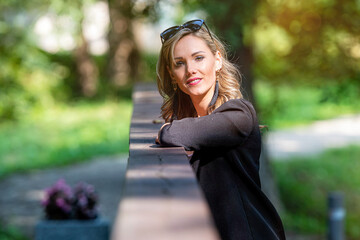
[{"xmin": 35, "ymin": 218, "xmax": 110, "ymax": 240}]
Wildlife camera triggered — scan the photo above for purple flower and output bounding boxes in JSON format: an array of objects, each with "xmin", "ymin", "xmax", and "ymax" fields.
[
  {"xmin": 41, "ymin": 179, "xmax": 98, "ymax": 220},
  {"xmin": 42, "ymin": 179, "xmax": 73, "ymax": 220},
  {"xmin": 73, "ymin": 182, "xmax": 98, "ymax": 219}
]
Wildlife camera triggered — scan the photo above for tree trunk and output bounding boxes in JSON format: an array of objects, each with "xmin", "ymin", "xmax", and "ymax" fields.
[
  {"xmin": 236, "ymin": 45, "xmax": 256, "ymax": 105},
  {"xmin": 74, "ymin": 30, "xmax": 98, "ymax": 97},
  {"xmin": 107, "ymin": 0, "xmax": 140, "ymax": 86}
]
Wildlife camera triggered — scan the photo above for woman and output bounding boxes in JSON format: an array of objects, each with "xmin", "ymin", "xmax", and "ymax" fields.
[{"xmin": 156, "ymin": 19, "xmax": 286, "ymax": 240}]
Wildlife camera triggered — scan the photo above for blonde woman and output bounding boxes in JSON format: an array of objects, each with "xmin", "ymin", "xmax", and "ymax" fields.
[{"xmin": 156, "ymin": 19, "xmax": 285, "ymax": 240}]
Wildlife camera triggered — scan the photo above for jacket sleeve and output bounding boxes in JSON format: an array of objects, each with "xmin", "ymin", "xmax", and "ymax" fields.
[{"xmin": 158, "ymin": 99, "xmax": 257, "ymax": 151}]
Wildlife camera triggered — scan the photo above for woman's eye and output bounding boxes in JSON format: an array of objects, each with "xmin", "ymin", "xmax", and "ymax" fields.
[
  {"xmin": 195, "ymin": 56, "xmax": 204, "ymax": 61},
  {"xmin": 175, "ymin": 61, "xmax": 184, "ymax": 67}
]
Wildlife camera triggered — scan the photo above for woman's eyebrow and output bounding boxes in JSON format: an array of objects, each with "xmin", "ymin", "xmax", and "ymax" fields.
[
  {"xmin": 174, "ymin": 51, "xmax": 206, "ymax": 60},
  {"xmin": 191, "ymin": 51, "xmax": 206, "ymax": 56}
]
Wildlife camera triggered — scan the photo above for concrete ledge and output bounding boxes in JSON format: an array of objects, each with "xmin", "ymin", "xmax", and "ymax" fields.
[{"xmin": 112, "ymin": 83, "xmax": 220, "ymax": 240}]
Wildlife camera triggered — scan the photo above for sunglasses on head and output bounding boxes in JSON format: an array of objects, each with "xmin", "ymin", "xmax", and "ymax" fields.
[{"xmin": 160, "ymin": 19, "xmax": 214, "ymax": 44}]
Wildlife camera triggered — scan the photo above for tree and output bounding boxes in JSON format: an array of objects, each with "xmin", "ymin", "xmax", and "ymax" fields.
[
  {"xmin": 74, "ymin": 13, "xmax": 98, "ymax": 97},
  {"xmin": 106, "ymin": 0, "xmax": 159, "ymax": 86},
  {"xmin": 47, "ymin": 0, "xmax": 99, "ymax": 97},
  {"xmin": 0, "ymin": 0, "xmax": 55, "ymax": 121},
  {"xmin": 0, "ymin": 0, "xmax": 101, "ymax": 118}
]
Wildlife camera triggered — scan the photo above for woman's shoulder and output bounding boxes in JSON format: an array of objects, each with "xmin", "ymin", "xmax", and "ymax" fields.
[{"xmin": 214, "ymin": 98, "xmax": 257, "ymax": 114}]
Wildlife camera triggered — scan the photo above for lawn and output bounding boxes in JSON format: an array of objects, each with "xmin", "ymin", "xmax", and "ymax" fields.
[
  {"xmin": 0, "ymin": 99, "xmax": 132, "ymax": 179},
  {"xmin": 0, "ymin": 224, "xmax": 28, "ymax": 240},
  {"xmin": 273, "ymin": 145, "xmax": 360, "ymax": 240}
]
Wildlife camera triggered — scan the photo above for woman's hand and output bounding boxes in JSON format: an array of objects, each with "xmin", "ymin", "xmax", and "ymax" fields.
[{"xmin": 156, "ymin": 122, "xmax": 171, "ymax": 145}]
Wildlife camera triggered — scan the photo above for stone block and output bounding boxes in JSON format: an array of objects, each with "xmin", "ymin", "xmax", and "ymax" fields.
[{"xmin": 35, "ymin": 218, "xmax": 109, "ymax": 240}]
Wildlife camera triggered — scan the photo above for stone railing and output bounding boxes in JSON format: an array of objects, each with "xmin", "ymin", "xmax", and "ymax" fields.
[{"xmin": 111, "ymin": 83, "xmax": 220, "ymax": 240}]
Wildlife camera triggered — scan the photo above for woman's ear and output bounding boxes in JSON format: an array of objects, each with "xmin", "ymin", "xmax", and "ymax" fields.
[{"xmin": 215, "ymin": 51, "xmax": 222, "ymax": 72}]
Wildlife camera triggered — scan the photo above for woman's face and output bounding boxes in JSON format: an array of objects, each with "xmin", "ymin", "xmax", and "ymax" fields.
[{"xmin": 168, "ymin": 34, "xmax": 222, "ymax": 104}]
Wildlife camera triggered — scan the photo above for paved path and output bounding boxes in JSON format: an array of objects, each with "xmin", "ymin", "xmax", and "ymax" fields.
[
  {"xmin": 1, "ymin": 114, "xmax": 360, "ymax": 239},
  {"xmin": 265, "ymin": 114, "xmax": 360, "ymax": 160}
]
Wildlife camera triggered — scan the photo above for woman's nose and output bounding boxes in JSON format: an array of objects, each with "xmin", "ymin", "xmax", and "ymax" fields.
[{"xmin": 186, "ymin": 63, "xmax": 197, "ymax": 76}]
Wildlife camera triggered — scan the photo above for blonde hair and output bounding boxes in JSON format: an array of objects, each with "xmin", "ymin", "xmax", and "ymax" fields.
[{"xmin": 156, "ymin": 25, "xmax": 243, "ymax": 122}]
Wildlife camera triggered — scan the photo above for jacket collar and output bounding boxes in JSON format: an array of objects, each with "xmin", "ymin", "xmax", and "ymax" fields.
[{"xmin": 208, "ymin": 81, "xmax": 219, "ymax": 107}]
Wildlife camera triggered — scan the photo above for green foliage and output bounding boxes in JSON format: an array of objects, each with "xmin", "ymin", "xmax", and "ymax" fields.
[
  {"xmin": 0, "ymin": 0, "xmax": 117, "ymax": 122},
  {"xmin": 255, "ymin": 80, "xmax": 360, "ymax": 129},
  {"xmin": 0, "ymin": 43, "xmax": 68, "ymax": 122},
  {"xmin": 0, "ymin": 100, "xmax": 132, "ymax": 179},
  {"xmin": 140, "ymin": 53, "xmax": 159, "ymax": 82},
  {"xmin": 254, "ymin": 0, "xmax": 360, "ymax": 84},
  {"xmin": 272, "ymin": 145, "xmax": 360, "ymax": 239},
  {"xmin": 0, "ymin": 1, "xmax": 65, "ymax": 122}
]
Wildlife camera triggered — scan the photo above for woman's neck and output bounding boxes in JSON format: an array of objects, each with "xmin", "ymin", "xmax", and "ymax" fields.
[{"xmin": 191, "ymin": 95, "xmax": 211, "ymax": 117}]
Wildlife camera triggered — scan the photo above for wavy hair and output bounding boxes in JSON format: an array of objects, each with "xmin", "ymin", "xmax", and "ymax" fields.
[{"xmin": 156, "ymin": 25, "xmax": 243, "ymax": 122}]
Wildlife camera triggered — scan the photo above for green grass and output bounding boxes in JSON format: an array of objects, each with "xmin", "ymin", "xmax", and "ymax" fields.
[
  {"xmin": 0, "ymin": 99, "xmax": 132, "ymax": 179},
  {"xmin": 0, "ymin": 224, "xmax": 29, "ymax": 240},
  {"xmin": 272, "ymin": 145, "xmax": 360, "ymax": 240}
]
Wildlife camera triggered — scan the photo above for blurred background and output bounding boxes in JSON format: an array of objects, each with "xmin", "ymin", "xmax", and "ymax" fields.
[{"xmin": 1, "ymin": 0, "xmax": 359, "ymax": 239}]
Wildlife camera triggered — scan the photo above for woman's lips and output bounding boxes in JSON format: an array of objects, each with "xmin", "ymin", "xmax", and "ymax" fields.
[{"xmin": 186, "ymin": 78, "xmax": 201, "ymax": 86}]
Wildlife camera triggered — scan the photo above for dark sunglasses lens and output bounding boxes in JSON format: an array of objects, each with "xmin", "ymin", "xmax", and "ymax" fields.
[
  {"xmin": 183, "ymin": 20, "xmax": 204, "ymax": 30},
  {"xmin": 161, "ymin": 27, "xmax": 179, "ymax": 42}
]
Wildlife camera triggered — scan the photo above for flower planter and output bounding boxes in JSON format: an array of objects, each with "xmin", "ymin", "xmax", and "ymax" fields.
[{"xmin": 35, "ymin": 217, "xmax": 110, "ymax": 240}]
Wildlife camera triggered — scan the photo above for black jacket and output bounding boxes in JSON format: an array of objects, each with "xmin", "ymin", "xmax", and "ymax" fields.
[{"xmin": 158, "ymin": 98, "xmax": 286, "ymax": 240}]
